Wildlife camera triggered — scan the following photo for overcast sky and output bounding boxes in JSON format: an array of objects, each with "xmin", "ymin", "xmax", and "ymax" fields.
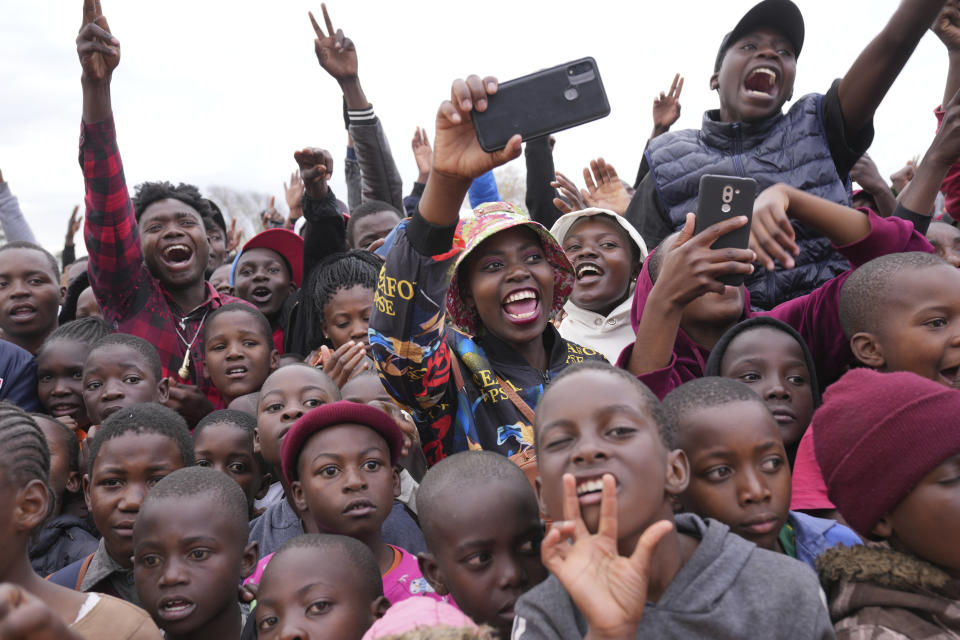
[{"xmin": 0, "ymin": 0, "xmax": 947, "ymax": 255}]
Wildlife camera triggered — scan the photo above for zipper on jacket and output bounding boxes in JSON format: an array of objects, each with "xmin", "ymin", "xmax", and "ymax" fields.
[{"xmin": 732, "ymin": 123, "xmax": 746, "ymax": 177}]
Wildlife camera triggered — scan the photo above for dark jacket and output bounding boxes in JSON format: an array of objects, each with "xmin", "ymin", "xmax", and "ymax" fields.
[
  {"xmin": 0, "ymin": 339, "xmax": 39, "ymax": 412},
  {"xmin": 633, "ymin": 82, "xmax": 872, "ymax": 310},
  {"xmin": 819, "ymin": 544, "xmax": 960, "ymax": 638},
  {"xmin": 30, "ymin": 514, "xmax": 99, "ymax": 577}
]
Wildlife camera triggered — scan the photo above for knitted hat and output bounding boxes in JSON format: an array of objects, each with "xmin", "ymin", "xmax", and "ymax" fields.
[
  {"xmin": 361, "ymin": 598, "xmax": 478, "ymax": 639},
  {"xmin": 446, "ymin": 202, "xmax": 574, "ymax": 335},
  {"xmin": 232, "ymin": 228, "xmax": 304, "ymax": 287},
  {"xmin": 280, "ymin": 401, "xmax": 404, "ymax": 484},
  {"xmin": 813, "ymin": 368, "xmax": 960, "ymax": 536}
]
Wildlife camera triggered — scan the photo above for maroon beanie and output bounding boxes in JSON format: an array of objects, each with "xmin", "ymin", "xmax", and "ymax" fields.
[
  {"xmin": 813, "ymin": 368, "xmax": 960, "ymax": 536},
  {"xmin": 280, "ymin": 401, "xmax": 404, "ymax": 484}
]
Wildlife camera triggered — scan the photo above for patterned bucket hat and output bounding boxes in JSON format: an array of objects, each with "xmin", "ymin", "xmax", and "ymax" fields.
[{"xmin": 446, "ymin": 202, "xmax": 574, "ymax": 335}]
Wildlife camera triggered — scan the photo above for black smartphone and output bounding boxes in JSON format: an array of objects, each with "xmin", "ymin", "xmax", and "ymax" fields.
[
  {"xmin": 472, "ymin": 58, "xmax": 610, "ymax": 153},
  {"xmin": 693, "ymin": 174, "xmax": 758, "ymax": 286}
]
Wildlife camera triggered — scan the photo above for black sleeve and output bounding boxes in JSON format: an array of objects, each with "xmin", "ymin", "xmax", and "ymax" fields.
[
  {"xmin": 821, "ymin": 79, "xmax": 876, "ymax": 182},
  {"xmin": 524, "ymin": 137, "xmax": 563, "ymax": 229},
  {"xmin": 891, "ymin": 201, "xmax": 931, "ymax": 236},
  {"xmin": 633, "ymin": 153, "xmax": 650, "ymax": 190},
  {"xmin": 62, "ymin": 243, "xmax": 76, "ymax": 270},
  {"xmin": 624, "ymin": 171, "xmax": 674, "ymax": 249},
  {"xmin": 301, "ymin": 188, "xmax": 348, "ymax": 284}
]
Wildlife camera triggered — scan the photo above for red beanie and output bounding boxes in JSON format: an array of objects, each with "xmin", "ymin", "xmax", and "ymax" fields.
[
  {"xmin": 280, "ymin": 401, "xmax": 403, "ymax": 485},
  {"xmin": 813, "ymin": 368, "xmax": 960, "ymax": 536}
]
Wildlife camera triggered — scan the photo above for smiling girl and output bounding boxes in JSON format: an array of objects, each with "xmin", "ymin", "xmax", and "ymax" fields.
[{"xmin": 369, "ymin": 75, "xmax": 605, "ymax": 464}]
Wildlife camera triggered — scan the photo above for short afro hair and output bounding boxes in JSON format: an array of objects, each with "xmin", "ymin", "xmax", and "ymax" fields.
[
  {"xmin": 140, "ymin": 466, "xmax": 249, "ymax": 543},
  {"xmin": 646, "ymin": 232, "xmax": 679, "ymax": 284},
  {"xmin": 0, "ymin": 241, "xmax": 60, "ymax": 281},
  {"xmin": 86, "ymin": 403, "xmax": 193, "ymax": 476},
  {"xmin": 204, "ymin": 302, "xmax": 273, "ymax": 346},
  {"xmin": 536, "ymin": 361, "xmax": 671, "ymax": 446},
  {"xmin": 195, "ymin": 409, "xmax": 257, "ymax": 440},
  {"xmin": 268, "ymin": 534, "xmax": 383, "ymax": 601},
  {"xmin": 662, "ymin": 376, "xmax": 765, "ymax": 447},
  {"xmin": 417, "ymin": 451, "xmax": 538, "ymax": 549},
  {"xmin": 839, "ymin": 252, "xmax": 948, "ymax": 339},
  {"xmin": 346, "ymin": 200, "xmax": 402, "ymax": 247},
  {"xmin": 132, "ymin": 181, "xmax": 211, "ymax": 224},
  {"xmin": 86, "ymin": 333, "xmax": 163, "ymax": 382}
]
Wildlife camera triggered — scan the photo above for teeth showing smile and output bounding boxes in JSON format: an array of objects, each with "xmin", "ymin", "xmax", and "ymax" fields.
[
  {"xmin": 576, "ymin": 263, "xmax": 602, "ymax": 279},
  {"xmin": 226, "ymin": 366, "xmax": 247, "ymax": 376},
  {"xmin": 576, "ymin": 478, "xmax": 604, "ymax": 496},
  {"xmin": 504, "ymin": 290, "xmax": 536, "ymax": 304}
]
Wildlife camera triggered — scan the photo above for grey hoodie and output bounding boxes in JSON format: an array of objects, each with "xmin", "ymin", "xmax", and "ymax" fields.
[{"xmin": 512, "ymin": 513, "xmax": 834, "ymax": 639}]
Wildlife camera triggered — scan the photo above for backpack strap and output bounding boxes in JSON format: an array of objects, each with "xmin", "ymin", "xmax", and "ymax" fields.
[
  {"xmin": 496, "ymin": 376, "xmax": 536, "ymax": 424},
  {"xmin": 74, "ymin": 553, "xmax": 94, "ymax": 591}
]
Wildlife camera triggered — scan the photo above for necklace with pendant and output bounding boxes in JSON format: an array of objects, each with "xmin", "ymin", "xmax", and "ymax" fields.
[{"xmin": 174, "ymin": 309, "xmax": 209, "ymax": 380}]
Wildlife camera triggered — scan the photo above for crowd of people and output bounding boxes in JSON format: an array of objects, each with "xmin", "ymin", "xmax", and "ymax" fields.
[{"xmin": 1, "ymin": 0, "xmax": 960, "ymax": 637}]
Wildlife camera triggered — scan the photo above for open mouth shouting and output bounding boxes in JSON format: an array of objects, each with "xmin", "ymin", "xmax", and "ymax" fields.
[
  {"xmin": 250, "ymin": 285, "xmax": 273, "ymax": 305},
  {"xmin": 743, "ymin": 66, "xmax": 778, "ymax": 99},
  {"xmin": 8, "ymin": 302, "xmax": 37, "ymax": 324},
  {"xmin": 225, "ymin": 364, "xmax": 249, "ymax": 380},
  {"xmin": 160, "ymin": 243, "xmax": 195, "ymax": 274},
  {"xmin": 502, "ymin": 288, "xmax": 541, "ymax": 325},
  {"xmin": 941, "ymin": 364, "xmax": 960, "ymax": 388}
]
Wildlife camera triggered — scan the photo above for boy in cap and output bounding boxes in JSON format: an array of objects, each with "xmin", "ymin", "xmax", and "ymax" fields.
[
  {"xmin": 629, "ymin": 0, "xmax": 947, "ymax": 309},
  {"xmin": 814, "ymin": 368, "xmax": 960, "ymax": 637}
]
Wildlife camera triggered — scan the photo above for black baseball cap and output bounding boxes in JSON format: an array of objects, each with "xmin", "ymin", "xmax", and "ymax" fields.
[{"xmin": 714, "ymin": 0, "xmax": 805, "ymax": 72}]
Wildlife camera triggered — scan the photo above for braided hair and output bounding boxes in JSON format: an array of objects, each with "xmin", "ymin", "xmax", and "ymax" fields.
[
  {"xmin": 0, "ymin": 403, "xmax": 53, "ymax": 516},
  {"xmin": 302, "ymin": 250, "xmax": 382, "ymax": 351},
  {"xmin": 40, "ymin": 317, "xmax": 113, "ymax": 355}
]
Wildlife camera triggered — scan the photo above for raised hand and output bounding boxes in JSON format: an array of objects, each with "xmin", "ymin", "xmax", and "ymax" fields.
[
  {"xmin": 934, "ymin": 0, "xmax": 960, "ymax": 51},
  {"xmin": 432, "ymin": 75, "xmax": 522, "ymax": 183},
  {"xmin": 261, "ymin": 196, "xmax": 285, "ymax": 229},
  {"xmin": 65, "ymin": 206, "xmax": 83, "ymax": 246},
  {"xmin": 411, "ymin": 127, "xmax": 433, "ymax": 182},
  {"xmin": 309, "ymin": 4, "xmax": 358, "ymax": 82},
  {"xmin": 284, "ymin": 171, "xmax": 305, "ymax": 221},
  {"xmin": 652, "ymin": 74, "xmax": 683, "ymax": 136},
  {"xmin": 225, "ymin": 219, "xmax": 244, "ymax": 254},
  {"xmin": 542, "ymin": 474, "xmax": 674, "ymax": 640},
  {"xmin": 582, "ymin": 158, "xmax": 631, "ymax": 215},
  {"xmin": 293, "ymin": 147, "xmax": 333, "ymax": 200},
  {"xmin": 0, "ymin": 584, "xmax": 85, "ymax": 640},
  {"xmin": 312, "ymin": 340, "xmax": 367, "ymax": 388},
  {"xmin": 77, "ymin": 0, "xmax": 119, "ymax": 83},
  {"xmin": 551, "ymin": 171, "xmax": 588, "ymax": 214}
]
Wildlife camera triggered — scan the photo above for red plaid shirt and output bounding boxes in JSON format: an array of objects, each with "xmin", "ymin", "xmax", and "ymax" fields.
[{"xmin": 81, "ymin": 117, "xmax": 243, "ymax": 404}]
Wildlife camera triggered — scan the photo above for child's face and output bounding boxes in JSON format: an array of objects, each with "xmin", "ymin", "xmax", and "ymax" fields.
[
  {"xmin": 677, "ymin": 400, "xmax": 791, "ymax": 551},
  {"xmin": 351, "ymin": 210, "xmax": 401, "ymax": 251},
  {"xmin": 536, "ymin": 370, "xmax": 687, "ymax": 555},
  {"xmin": 139, "ymin": 199, "xmax": 210, "ymax": 291},
  {"xmin": 83, "ymin": 345, "xmax": 168, "ymax": 425},
  {"xmin": 859, "ymin": 265, "xmax": 960, "ymax": 386},
  {"xmin": 0, "ymin": 248, "xmax": 60, "ymax": 345},
  {"xmin": 134, "ymin": 495, "xmax": 255, "ymax": 637},
  {"xmin": 256, "ymin": 366, "xmax": 338, "ymax": 466},
  {"xmin": 233, "ymin": 248, "xmax": 294, "ymax": 318},
  {"xmin": 465, "ymin": 227, "xmax": 555, "ymax": 348},
  {"xmin": 36, "ymin": 339, "xmax": 90, "ymax": 426},
  {"xmin": 339, "ymin": 374, "xmax": 392, "ymax": 405},
  {"xmin": 712, "ymin": 27, "xmax": 797, "ymax": 123},
  {"xmin": 321, "ymin": 285, "xmax": 373, "ymax": 353},
  {"xmin": 203, "ymin": 310, "xmax": 278, "ymax": 404},
  {"xmin": 563, "ymin": 216, "xmax": 636, "ymax": 316},
  {"xmin": 256, "ymin": 545, "xmax": 379, "ymax": 640},
  {"xmin": 291, "ymin": 424, "xmax": 399, "ymax": 539},
  {"xmin": 84, "ymin": 432, "xmax": 186, "ymax": 567},
  {"xmin": 880, "ymin": 452, "xmax": 960, "ymax": 577},
  {"xmin": 34, "ymin": 416, "xmax": 79, "ymax": 507},
  {"xmin": 76, "ymin": 286, "xmax": 101, "ymax": 319},
  {"xmin": 206, "ymin": 225, "xmax": 227, "ymax": 272},
  {"xmin": 927, "ymin": 222, "xmax": 960, "ymax": 269},
  {"xmin": 718, "ymin": 327, "xmax": 814, "ymax": 449},
  {"xmin": 194, "ymin": 422, "xmax": 262, "ymax": 510},
  {"xmin": 209, "ymin": 264, "xmax": 233, "ymax": 296},
  {"xmin": 423, "ymin": 481, "xmax": 546, "ymax": 635}
]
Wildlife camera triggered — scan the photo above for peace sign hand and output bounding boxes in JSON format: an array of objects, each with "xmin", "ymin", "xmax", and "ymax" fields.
[{"xmin": 309, "ymin": 4, "xmax": 358, "ymax": 82}]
